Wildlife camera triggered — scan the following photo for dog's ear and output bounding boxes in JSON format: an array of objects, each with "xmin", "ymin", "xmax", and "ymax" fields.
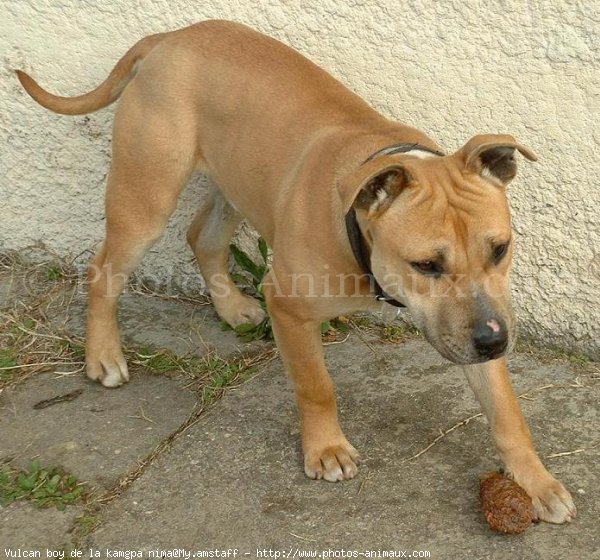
[
  {"xmin": 354, "ymin": 166, "xmax": 413, "ymax": 213},
  {"xmin": 456, "ymin": 134, "xmax": 537, "ymax": 185},
  {"xmin": 338, "ymin": 159, "xmax": 414, "ymax": 215}
]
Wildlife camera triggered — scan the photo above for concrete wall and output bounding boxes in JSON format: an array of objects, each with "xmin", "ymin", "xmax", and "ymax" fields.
[{"xmin": 1, "ymin": 1, "xmax": 598, "ymax": 357}]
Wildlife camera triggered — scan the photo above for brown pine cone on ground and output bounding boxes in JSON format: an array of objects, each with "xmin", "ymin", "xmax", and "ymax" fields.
[{"xmin": 480, "ymin": 471, "xmax": 534, "ymax": 534}]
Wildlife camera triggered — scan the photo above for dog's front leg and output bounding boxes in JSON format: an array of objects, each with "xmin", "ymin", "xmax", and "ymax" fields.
[
  {"xmin": 267, "ymin": 299, "xmax": 359, "ymax": 482},
  {"xmin": 464, "ymin": 358, "xmax": 576, "ymax": 523}
]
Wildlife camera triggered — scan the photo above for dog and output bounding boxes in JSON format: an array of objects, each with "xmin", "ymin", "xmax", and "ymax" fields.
[{"xmin": 17, "ymin": 20, "xmax": 575, "ymax": 523}]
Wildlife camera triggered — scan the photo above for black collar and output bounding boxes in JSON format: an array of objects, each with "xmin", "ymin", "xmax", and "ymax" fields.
[
  {"xmin": 345, "ymin": 206, "xmax": 405, "ymax": 307},
  {"xmin": 345, "ymin": 142, "xmax": 444, "ymax": 308}
]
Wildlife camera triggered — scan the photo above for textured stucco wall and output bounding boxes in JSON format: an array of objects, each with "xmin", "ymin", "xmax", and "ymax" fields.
[{"xmin": 1, "ymin": 1, "xmax": 598, "ymax": 357}]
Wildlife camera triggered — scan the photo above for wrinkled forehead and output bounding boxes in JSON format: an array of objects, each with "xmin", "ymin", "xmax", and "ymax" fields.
[{"xmin": 390, "ymin": 156, "xmax": 513, "ymax": 236}]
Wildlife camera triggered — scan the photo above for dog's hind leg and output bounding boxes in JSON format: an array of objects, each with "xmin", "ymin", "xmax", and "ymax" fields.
[
  {"xmin": 86, "ymin": 86, "xmax": 196, "ymax": 387},
  {"xmin": 187, "ymin": 188, "xmax": 266, "ymax": 327}
]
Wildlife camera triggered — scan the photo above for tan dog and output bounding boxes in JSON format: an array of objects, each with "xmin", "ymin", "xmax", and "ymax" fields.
[{"xmin": 17, "ymin": 20, "xmax": 575, "ymax": 523}]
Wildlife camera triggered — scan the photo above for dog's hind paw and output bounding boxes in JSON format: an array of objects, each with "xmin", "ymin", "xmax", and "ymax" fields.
[
  {"xmin": 86, "ymin": 346, "xmax": 129, "ymax": 388},
  {"xmin": 304, "ymin": 440, "xmax": 360, "ymax": 483},
  {"xmin": 214, "ymin": 294, "xmax": 266, "ymax": 328}
]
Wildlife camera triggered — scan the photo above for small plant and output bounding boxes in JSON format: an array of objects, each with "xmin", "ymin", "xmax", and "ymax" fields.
[
  {"xmin": 226, "ymin": 316, "xmax": 273, "ymax": 343},
  {"xmin": 66, "ymin": 341, "xmax": 86, "ymax": 361},
  {"xmin": 380, "ymin": 323, "xmax": 420, "ymax": 343},
  {"xmin": 224, "ymin": 237, "xmax": 273, "ymax": 342},
  {"xmin": 0, "ymin": 349, "xmax": 17, "ymax": 383},
  {"xmin": 132, "ymin": 345, "xmax": 251, "ymax": 401},
  {"xmin": 568, "ymin": 354, "xmax": 590, "ymax": 367},
  {"xmin": 46, "ymin": 263, "xmax": 64, "ymax": 281},
  {"xmin": 350, "ymin": 316, "xmax": 376, "ymax": 329},
  {"xmin": 201, "ymin": 354, "xmax": 249, "ymax": 403},
  {"xmin": 321, "ymin": 317, "xmax": 352, "ymax": 342},
  {"xmin": 229, "ymin": 237, "xmax": 269, "ymax": 292},
  {"xmin": 226, "ymin": 238, "xmax": 342, "ymax": 342},
  {"xmin": 0, "ymin": 459, "xmax": 87, "ymax": 510},
  {"xmin": 134, "ymin": 346, "xmax": 190, "ymax": 373},
  {"xmin": 9, "ymin": 318, "xmax": 36, "ymax": 336},
  {"xmin": 381, "ymin": 325, "xmax": 407, "ymax": 344},
  {"xmin": 72, "ymin": 512, "xmax": 101, "ymax": 539}
]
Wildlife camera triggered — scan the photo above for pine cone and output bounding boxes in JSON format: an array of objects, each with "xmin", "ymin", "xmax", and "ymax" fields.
[{"xmin": 480, "ymin": 471, "xmax": 534, "ymax": 534}]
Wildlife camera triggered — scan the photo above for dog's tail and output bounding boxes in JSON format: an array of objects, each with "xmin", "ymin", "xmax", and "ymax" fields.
[{"xmin": 15, "ymin": 32, "xmax": 166, "ymax": 115}]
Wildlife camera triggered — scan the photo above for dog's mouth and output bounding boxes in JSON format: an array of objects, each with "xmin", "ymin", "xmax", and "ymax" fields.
[
  {"xmin": 400, "ymin": 297, "xmax": 516, "ymax": 365},
  {"xmin": 421, "ymin": 329, "xmax": 512, "ymax": 365},
  {"xmin": 440, "ymin": 346, "xmax": 507, "ymax": 365}
]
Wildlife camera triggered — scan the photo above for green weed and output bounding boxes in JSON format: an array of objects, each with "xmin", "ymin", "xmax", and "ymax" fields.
[
  {"xmin": 224, "ymin": 237, "xmax": 273, "ymax": 342},
  {"xmin": 46, "ymin": 263, "xmax": 64, "ymax": 281},
  {"xmin": 72, "ymin": 512, "xmax": 101, "ymax": 540},
  {"xmin": 381, "ymin": 325, "xmax": 408, "ymax": 343},
  {"xmin": 0, "ymin": 459, "xmax": 87, "ymax": 510},
  {"xmin": 0, "ymin": 348, "xmax": 17, "ymax": 382},
  {"xmin": 133, "ymin": 345, "xmax": 251, "ymax": 401},
  {"xmin": 200, "ymin": 354, "xmax": 249, "ymax": 403},
  {"xmin": 134, "ymin": 346, "xmax": 192, "ymax": 373},
  {"xmin": 226, "ymin": 238, "xmax": 338, "ymax": 342}
]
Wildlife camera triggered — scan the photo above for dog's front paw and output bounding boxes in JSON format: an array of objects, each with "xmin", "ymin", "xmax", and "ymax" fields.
[
  {"xmin": 86, "ymin": 344, "xmax": 129, "ymax": 388},
  {"xmin": 304, "ymin": 439, "xmax": 360, "ymax": 482},
  {"xmin": 512, "ymin": 469, "xmax": 576, "ymax": 524}
]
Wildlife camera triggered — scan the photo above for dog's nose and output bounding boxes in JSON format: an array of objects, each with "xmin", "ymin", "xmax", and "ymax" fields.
[{"xmin": 473, "ymin": 318, "xmax": 508, "ymax": 360}]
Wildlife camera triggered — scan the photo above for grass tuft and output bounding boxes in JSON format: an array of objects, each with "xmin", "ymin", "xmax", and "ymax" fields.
[
  {"xmin": 379, "ymin": 322, "xmax": 420, "ymax": 343},
  {"xmin": 70, "ymin": 512, "xmax": 102, "ymax": 544},
  {"xmin": 46, "ymin": 263, "xmax": 64, "ymax": 281}
]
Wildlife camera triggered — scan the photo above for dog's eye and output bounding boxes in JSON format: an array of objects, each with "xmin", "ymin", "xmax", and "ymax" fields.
[
  {"xmin": 493, "ymin": 242, "xmax": 509, "ymax": 263},
  {"xmin": 411, "ymin": 261, "xmax": 443, "ymax": 276}
]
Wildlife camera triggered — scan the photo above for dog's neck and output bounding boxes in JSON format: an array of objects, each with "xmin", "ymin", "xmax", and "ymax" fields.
[
  {"xmin": 362, "ymin": 142, "xmax": 444, "ymax": 164},
  {"xmin": 345, "ymin": 142, "xmax": 444, "ymax": 308}
]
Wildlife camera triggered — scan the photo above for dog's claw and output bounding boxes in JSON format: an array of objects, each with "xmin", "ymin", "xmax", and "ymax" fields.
[
  {"xmin": 100, "ymin": 364, "xmax": 129, "ymax": 388},
  {"xmin": 304, "ymin": 442, "xmax": 360, "ymax": 482},
  {"xmin": 86, "ymin": 346, "xmax": 129, "ymax": 388},
  {"xmin": 514, "ymin": 470, "xmax": 576, "ymax": 524}
]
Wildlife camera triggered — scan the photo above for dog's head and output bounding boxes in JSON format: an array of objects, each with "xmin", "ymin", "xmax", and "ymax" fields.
[{"xmin": 341, "ymin": 134, "xmax": 537, "ymax": 364}]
